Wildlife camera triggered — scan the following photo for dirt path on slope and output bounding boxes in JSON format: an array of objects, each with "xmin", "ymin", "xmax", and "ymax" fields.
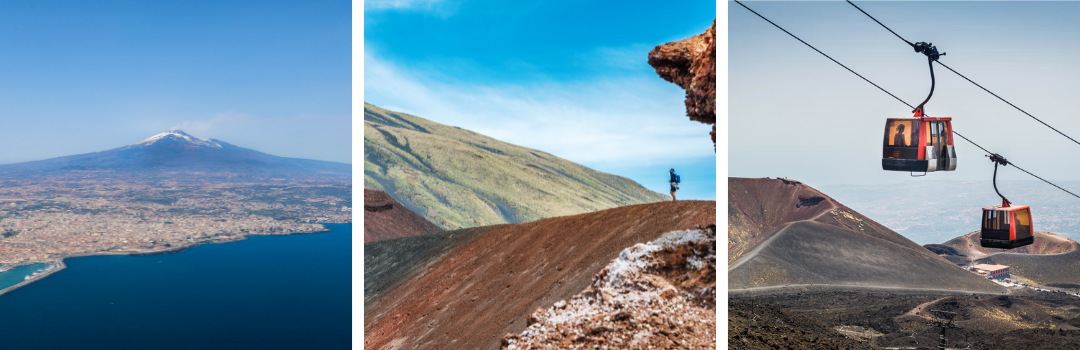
[
  {"xmin": 727, "ymin": 208, "xmax": 836, "ymax": 272},
  {"xmin": 729, "ymin": 284, "xmax": 1009, "ymax": 296}
]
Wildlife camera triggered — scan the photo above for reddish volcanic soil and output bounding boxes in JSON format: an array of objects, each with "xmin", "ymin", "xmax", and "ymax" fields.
[
  {"xmin": 364, "ymin": 189, "xmax": 443, "ymax": 243},
  {"xmin": 502, "ymin": 227, "xmax": 716, "ymax": 349},
  {"xmin": 364, "ymin": 200, "xmax": 715, "ymax": 350},
  {"xmin": 727, "ymin": 177, "xmax": 840, "ymax": 265}
]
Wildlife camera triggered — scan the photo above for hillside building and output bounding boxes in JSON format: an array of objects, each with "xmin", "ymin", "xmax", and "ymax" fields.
[{"xmin": 971, "ymin": 264, "xmax": 1010, "ymax": 279}]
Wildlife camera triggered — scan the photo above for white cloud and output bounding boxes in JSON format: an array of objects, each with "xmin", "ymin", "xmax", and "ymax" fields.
[
  {"xmin": 365, "ymin": 0, "xmax": 440, "ymax": 9},
  {"xmin": 171, "ymin": 112, "xmax": 258, "ymax": 138},
  {"xmin": 365, "ymin": 0, "xmax": 456, "ymax": 16},
  {"xmin": 363, "ymin": 53, "xmax": 714, "ymax": 169}
]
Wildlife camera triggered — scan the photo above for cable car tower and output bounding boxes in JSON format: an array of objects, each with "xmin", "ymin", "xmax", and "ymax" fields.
[
  {"xmin": 882, "ymin": 42, "xmax": 957, "ymax": 174},
  {"xmin": 926, "ymin": 309, "xmax": 960, "ymax": 350},
  {"xmin": 980, "ymin": 153, "xmax": 1035, "ymax": 249}
]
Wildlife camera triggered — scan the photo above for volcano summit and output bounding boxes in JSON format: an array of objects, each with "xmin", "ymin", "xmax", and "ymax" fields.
[{"xmin": 0, "ymin": 130, "xmax": 349, "ymax": 178}]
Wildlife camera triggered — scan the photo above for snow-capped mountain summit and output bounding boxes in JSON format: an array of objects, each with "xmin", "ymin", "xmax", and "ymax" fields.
[
  {"xmin": 0, "ymin": 130, "xmax": 349, "ymax": 178},
  {"xmin": 135, "ymin": 130, "xmax": 223, "ymax": 149}
]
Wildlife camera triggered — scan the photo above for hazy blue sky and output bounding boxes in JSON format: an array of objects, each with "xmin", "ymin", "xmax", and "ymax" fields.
[
  {"xmin": 364, "ymin": 0, "xmax": 717, "ymax": 200},
  {"xmin": 731, "ymin": 1, "xmax": 1080, "ymax": 190},
  {"xmin": 0, "ymin": 0, "xmax": 351, "ymax": 164}
]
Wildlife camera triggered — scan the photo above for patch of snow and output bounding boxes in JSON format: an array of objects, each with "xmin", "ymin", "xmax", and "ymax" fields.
[{"xmin": 137, "ymin": 130, "xmax": 222, "ymax": 148}]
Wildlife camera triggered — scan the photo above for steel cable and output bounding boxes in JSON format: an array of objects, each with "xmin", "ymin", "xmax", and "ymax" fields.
[
  {"xmin": 735, "ymin": 0, "xmax": 1080, "ymax": 200},
  {"xmin": 846, "ymin": 1, "xmax": 1080, "ymax": 148}
]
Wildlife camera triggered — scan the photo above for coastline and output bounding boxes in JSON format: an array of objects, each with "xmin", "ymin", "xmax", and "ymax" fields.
[
  {"xmin": 0, "ymin": 224, "xmax": 338, "ymax": 297},
  {"xmin": 0, "ymin": 260, "xmax": 66, "ymax": 297}
]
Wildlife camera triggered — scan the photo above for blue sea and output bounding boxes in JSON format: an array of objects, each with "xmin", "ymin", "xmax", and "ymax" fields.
[{"xmin": 0, "ymin": 223, "xmax": 351, "ymax": 350}]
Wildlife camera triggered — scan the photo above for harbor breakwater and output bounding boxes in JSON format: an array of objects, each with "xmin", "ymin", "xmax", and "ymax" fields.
[{"xmin": 0, "ymin": 260, "xmax": 65, "ymax": 297}]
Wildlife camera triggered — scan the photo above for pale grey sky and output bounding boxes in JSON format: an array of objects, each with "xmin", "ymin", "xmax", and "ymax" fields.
[{"xmin": 731, "ymin": 1, "xmax": 1080, "ymax": 188}]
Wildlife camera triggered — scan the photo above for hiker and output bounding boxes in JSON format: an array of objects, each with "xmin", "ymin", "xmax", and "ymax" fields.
[{"xmin": 669, "ymin": 168, "xmax": 680, "ymax": 201}]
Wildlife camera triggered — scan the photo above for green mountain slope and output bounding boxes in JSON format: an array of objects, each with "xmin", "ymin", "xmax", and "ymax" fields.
[{"xmin": 364, "ymin": 103, "xmax": 669, "ymax": 230}]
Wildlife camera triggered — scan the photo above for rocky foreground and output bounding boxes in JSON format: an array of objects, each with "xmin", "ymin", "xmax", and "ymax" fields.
[{"xmin": 502, "ymin": 226, "xmax": 716, "ymax": 350}]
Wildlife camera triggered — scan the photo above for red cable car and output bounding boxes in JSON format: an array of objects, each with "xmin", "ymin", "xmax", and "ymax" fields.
[
  {"xmin": 980, "ymin": 203, "xmax": 1034, "ymax": 249},
  {"xmin": 881, "ymin": 42, "xmax": 956, "ymax": 173},
  {"xmin": 882, "ymin": 111, "xmax": 956, "ymax": 172},
  {"xmin": 979, "ymin": 153, "xmax": 1033, "ymax": 249}
]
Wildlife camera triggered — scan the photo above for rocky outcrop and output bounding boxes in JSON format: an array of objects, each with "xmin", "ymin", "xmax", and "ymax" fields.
[
  {"xmin": 649, "ymin": 19, "xmax": 716, "ymax": 150},
  {"xmin": 363, "ymin": 189, "xmax": 443, "ymax": 243},
  {"xmin": 501, "ymin": 226, "xmax": 716, "ymax": 350}
]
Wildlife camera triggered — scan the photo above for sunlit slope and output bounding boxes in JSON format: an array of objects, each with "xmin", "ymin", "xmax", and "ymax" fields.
[
  {"xmin": 364, "ymin": 103, "xmax": 669, "ymax": 230},
  {"xmin": 728, "ymin": 177, "xmax": 1003, "ymax": 293}
]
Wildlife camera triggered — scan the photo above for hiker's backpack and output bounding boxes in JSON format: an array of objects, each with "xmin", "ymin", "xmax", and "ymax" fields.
[{"xmin": 674, "ymin": 174, "xmax": 681, "ymax": 184}]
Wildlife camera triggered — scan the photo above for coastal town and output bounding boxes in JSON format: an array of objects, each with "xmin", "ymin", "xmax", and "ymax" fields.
[{"xmin": 0, "ymin": 171, "xmax": 350, "ymax": 267}]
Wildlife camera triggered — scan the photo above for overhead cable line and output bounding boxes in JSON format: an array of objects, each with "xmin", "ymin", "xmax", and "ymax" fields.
[
  {"xmin": 845, "ymin": 0, "xmax": 915, "ymax": 48},
  {"xmin": 731, "ymin": 0, "xmax": 910, "ymax": 109},
  {"xmin": 734, "ymin": 0, "xmax": 1080, "ymax": 200},
  {"xmin": 846, "ymin": 0, "xmax": 1080, "ymax": 148}
]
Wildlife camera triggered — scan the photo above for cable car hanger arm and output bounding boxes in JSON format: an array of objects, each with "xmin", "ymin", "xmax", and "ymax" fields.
[
  {"xmin": 847, "ymin": 0, "xmax": 1080, "ymax": 148},
  {"xmin": 913, "ymin": 42, "xmax": 945, "ymax": 115},
  {"xmin": 988, "ymin": 153, "xmax": 1011, "ymax": 207}
]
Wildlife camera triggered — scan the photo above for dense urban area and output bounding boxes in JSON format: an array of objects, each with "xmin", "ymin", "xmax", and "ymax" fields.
[{"xmin": 0, "ymin": 172, "xmax": 350, "ymax": 266}]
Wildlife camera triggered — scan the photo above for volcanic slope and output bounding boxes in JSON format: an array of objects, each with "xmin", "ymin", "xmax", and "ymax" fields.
[
  {"xmin": 364, "ymin": 200, "xmax": 715, "ymax": 350},
  {"xmin": 364, "ymin": 103, "xmax": 668, "ymax": 230},
  {"xmin": 728, "ymin": 177, "xmax": 1002, "ymax": 293},
  {"xmin": 903, "ymin": 295, "xmax": 1080, "ymax": 334},
  {"xmin": 0, "ymin": 130, "xmax": 349, "ymax": 178},
  {"xmin": 941, "ymin": 231, "xmax": 1080, "ymax": 287},
  {"xmin": 364, "ymin": 189, "xmax": 442, "ymax": 243}
]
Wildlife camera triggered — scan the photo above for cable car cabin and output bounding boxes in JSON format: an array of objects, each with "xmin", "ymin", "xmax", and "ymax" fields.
[
  {"xmin": 882, "ymin": 116, "xmax": 956, "ymax": 172},
  {"xmin": 980, "ymin": 204, "xmax": 1034, "ymax": 249}
]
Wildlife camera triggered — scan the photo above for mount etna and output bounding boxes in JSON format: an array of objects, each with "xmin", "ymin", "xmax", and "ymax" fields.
[
  {"xmin": 0, "ymin": 130, "xmax": 349, "ymax": 178},
  {"xmin": 0, "ymin": 130, "xmax": 349, "ymax": 268}
]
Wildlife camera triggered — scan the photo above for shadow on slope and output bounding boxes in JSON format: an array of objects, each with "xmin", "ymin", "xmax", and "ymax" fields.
[
  {"xmin": 364, "ymin": 200, "xmax": 715, "ymax": 350},
  {"xmin": 728, "ymin": 177, "xmax": 1002, "ymax": 293}
]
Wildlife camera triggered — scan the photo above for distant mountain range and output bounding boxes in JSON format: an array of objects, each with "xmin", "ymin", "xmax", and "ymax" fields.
[
  {"xmin": 0, "ymin": 130, "xmax": 350, "ymax": 178},
  {"xmin": 364, "ymin": 103, "xmax": 668, "ymax": 230}
]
